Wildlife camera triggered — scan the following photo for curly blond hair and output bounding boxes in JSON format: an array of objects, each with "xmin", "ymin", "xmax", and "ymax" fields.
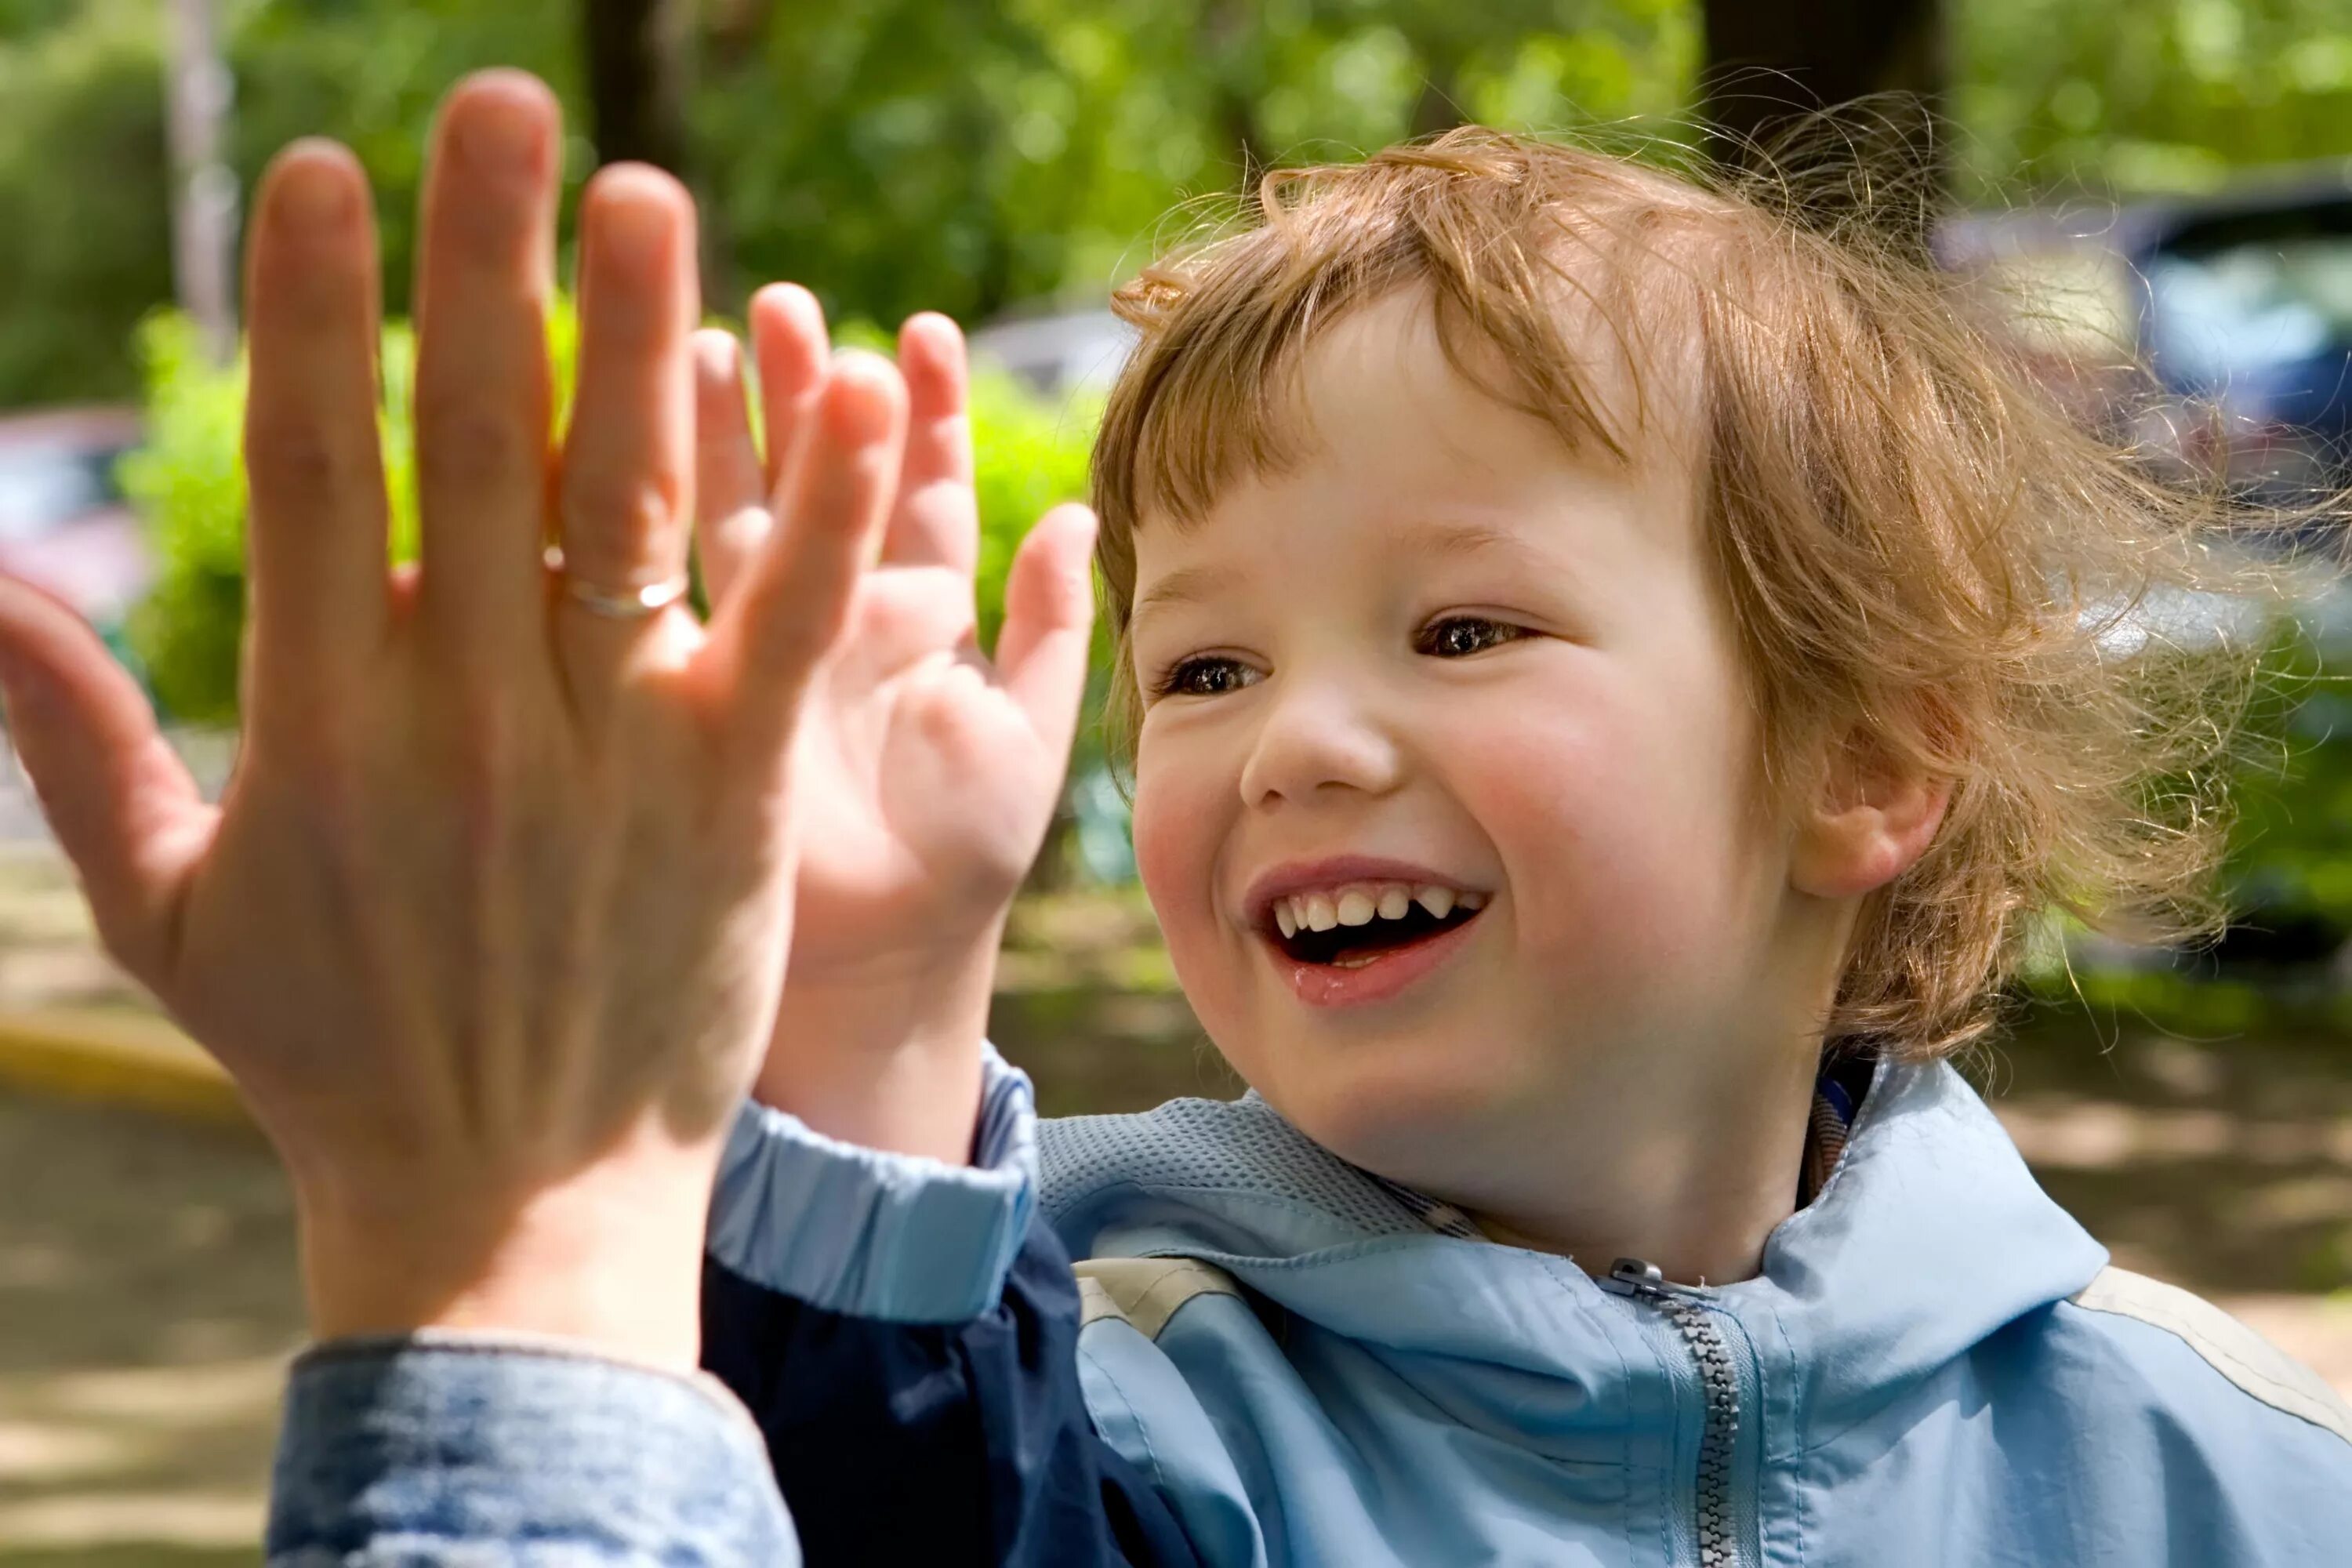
[{"xmin": 1090, "ymin": 127, "xmax": 2291, "ymax": 1061}]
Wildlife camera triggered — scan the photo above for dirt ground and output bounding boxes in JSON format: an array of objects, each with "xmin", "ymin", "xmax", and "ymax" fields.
[{"xmin": 2, "ymin": 870, "xmax": 2350, "ymax": 1563}]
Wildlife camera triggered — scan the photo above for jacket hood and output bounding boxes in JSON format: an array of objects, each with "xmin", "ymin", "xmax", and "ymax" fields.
[{"xmin": 1039, "ymin": 1058, "xmax": 2110, "ymax": 1436}]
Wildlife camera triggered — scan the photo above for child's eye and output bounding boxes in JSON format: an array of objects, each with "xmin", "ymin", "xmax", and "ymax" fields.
[
  {"xmin": 1417, "ymin": 615, "xmax": 1526, "ymax": 659},
  {"xmin": 1153, "ymin": 655, "xmax": 1262, "ymax": 699}
]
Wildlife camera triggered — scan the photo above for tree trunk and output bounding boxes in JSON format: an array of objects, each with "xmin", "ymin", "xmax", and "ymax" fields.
[
  {"xmin": 1206, "ymin": 0, "xmax": 1269, "ymax": 193},
  {"xmin": 583, "ymin": 0, "xmax": 693, "ymax": 174},
  {"xmin": 1700, "ymin": 0, "xmax": 1947, "ymax": 245},
  {"xmin": 1407, "ymin": 42, "xmax": 1467, "ymax": 142}
]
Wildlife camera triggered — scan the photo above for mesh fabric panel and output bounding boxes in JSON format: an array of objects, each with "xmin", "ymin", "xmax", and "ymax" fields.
[{"xmin": 1039, "ymin": 1092, "xmax": 1430, "ymax": 1237}]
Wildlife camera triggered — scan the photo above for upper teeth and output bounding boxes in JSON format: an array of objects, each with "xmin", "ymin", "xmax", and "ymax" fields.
[{"xmin": 1271, "ymin": 881, "xmax": 1485, "ymax": 939}]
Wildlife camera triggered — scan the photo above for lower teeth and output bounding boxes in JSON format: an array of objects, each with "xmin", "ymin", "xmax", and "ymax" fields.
[{"xmin": 1331, "ymin": 953, "xmax": 1382, "ymax": 969}]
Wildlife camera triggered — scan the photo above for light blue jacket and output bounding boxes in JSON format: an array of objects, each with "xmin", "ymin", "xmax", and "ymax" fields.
[{"xmin": 711, "ymin": 1047, "xmax": 2352, "ymax": 1566}]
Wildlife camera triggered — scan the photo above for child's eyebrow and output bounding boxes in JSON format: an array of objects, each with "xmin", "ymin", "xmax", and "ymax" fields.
[
  {"xmin": 1132, "ymin": 521, "xmax": 1556, "ymax": 628},
  {"xmin": 1131, "ymin": 564, "xmax": 1239, "ymax": 628},
  {"xmin": 1401, "ymin": 519, "xmax": 1530, "ymax": 561}
]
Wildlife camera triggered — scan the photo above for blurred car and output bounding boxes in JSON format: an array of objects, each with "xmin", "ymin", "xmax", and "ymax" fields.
[
  {"xmin": 2130, "ymin": 175, "xmax": 2352, "ymax": 507},
  {"xmin": 1944, "ymin": 164, "xmax": 2352, "ymax": 535},
  {"xmin": 0, "ymin": 405, "xmax": 150, "ymax": 630},
  {"xmin": 968, "ymin": 307, "xmax": 1137, "ymax": 402}
]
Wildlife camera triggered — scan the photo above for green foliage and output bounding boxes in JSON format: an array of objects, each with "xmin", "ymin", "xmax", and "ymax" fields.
[
  {"xmin": 116, "ymin": 315, "xmax": 244, "ymax": 723},
  {"xmin": 2223, "ymin": 634, "xmax": 2352, "ymax": 942},
  {"xmin": 1956, "ymin": 0, "xmax": 2352, "ymax": 198},
  {"xmin": 7, "ymin": 0, "xmax": 2352, "ymax": 411},
  {"xmin": 0, "ymin": 0, "xmax": 172, "ymax": 405},
  {"xmin": 691, "ymin": 0, "xmax": 1696, "ymax": 330},
  {"xmin": 118, "ymin": 307, "xmax": 1096, "ymax": 723},
  {"xmin": 970, "ymin": 366, "xmax": 1099, "ymax": 650},
  {"xmin": 0, "ymin": 0, "xmax": 1694, "ymax": 409}
]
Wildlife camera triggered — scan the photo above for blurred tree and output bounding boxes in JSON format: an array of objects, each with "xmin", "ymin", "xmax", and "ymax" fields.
[
  {"xmin": 2, "ymin": 0, "xmax": 2344, "ymax": 412},
  {"xmin": 1700, "ymin": 0, "xmax": 1947, "ymax": 245},
  {"xmin": 583, "ymin": 0, "xmax": 691, "ymax": 171},
  {"xmin": 0, "ymin": 0, "xmax": 1693, "ymax": 404},
  {"xmin": 1955, "ymin": 0, "xmax": 2352, "ymax": 201},
  {"xmin": 0, "ymin": 0, "xmax": 172, "ymax": 403}
]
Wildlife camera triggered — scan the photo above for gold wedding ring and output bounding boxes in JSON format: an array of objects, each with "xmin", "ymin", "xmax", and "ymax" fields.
[{"xmin": 543, "ymin": 543, "xmax": 691, "ymax": 619}]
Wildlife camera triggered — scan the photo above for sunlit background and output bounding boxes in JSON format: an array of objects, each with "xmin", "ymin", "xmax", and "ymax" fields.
[{"xmin": 2, "ymin": 0, "xmax": 2350, "ymax": 1561}]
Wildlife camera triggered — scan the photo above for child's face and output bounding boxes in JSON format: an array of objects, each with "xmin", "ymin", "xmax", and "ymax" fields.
[{"xmin": 1125, "ymin": 288, "xmax": 1822, "ymax": 1197}]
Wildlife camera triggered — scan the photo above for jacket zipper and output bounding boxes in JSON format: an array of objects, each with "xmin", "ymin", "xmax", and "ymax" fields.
[{"xmin": 1606, "ymin": 1258, "xmax": 1741, "ymax": 1568}]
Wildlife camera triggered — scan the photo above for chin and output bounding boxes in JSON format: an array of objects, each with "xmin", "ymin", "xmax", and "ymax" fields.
[{"xmin": 1239, "ymin": 1031, "xmax": 1529, "ymax": 1192}]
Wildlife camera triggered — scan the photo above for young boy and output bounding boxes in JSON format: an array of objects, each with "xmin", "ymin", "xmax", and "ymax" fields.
[{"xmin": 690, "ymin": 131, "xmax": 2352, "ymax": 1565}]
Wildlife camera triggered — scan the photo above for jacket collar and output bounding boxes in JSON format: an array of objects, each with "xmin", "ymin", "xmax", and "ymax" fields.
[{"xmin": 1041, "ymin": 1058, "xmax": 2107, "ymax": 1425}]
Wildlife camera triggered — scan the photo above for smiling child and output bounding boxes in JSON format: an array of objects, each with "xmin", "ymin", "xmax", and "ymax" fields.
[{"xmin": 693, "ymin": 129, "xmax": 2352, "ymax": 1566}]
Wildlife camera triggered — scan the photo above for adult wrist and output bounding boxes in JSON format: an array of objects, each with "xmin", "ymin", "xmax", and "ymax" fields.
[{"xmin": 292, "ymin": 1147, "xmax": 717, "ymax": 1374}]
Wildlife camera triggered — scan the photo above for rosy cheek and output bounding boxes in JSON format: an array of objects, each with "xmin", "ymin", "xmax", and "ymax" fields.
[
  {"xmin": 1128, "ymin": 783, "xmax": 1189, "ymax": 918},
  {"xmin": 1131, "ymin": 742, "xmax": 1255, "ymax": 1033},
  {"xmin": 1130, "ymin": 750, "xmax": 1216, "ymax": 938},
  {"xmin": 1451, "ymin": 702, "xmax": 1731, "ymax": 974}
]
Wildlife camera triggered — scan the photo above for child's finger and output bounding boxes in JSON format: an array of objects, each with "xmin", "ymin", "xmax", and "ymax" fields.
[
  {"xmin": 692, "ymin": 328, "xmax": 770, "ymax": 608},
  {"xmin": 0, "ymin": 574, "xmax": 212, "ymax": 985},
  {"xmin": 709, "ymin": 353, "xmax": 907, "ymax": 767},
  {"xmin": 994, "ymin": 503, "xmax": 1098, "ymax": 759},
  {"xmin": 748, "ymin": 283, "xmax": 829, "ymax": 495},
  {"xmin": 887, "ymin": 313, "xmax": 981, "ymax": 575},
  {"xmin": 240, "ymin": 140, "xmax": 391, "ymax": 732}
]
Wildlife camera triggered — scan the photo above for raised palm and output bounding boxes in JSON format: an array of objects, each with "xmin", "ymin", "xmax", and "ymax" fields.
[{"xmin": 691, "ymin": 295, "xmax": 1095, "ymax": 1145}]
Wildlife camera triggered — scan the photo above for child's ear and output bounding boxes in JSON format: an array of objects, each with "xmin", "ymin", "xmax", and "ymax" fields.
[{"xmin": 1789, "ymin": 726, "xmax": 1952, "ymax": 900}]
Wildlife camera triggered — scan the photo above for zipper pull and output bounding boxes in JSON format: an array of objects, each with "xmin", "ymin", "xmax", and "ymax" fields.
[{"xmin": 1604, "ymin": 1257, "xmax": 1667, "ymax": 1297}]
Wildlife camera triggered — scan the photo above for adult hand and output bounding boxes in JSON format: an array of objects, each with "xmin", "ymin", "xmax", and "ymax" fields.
[
  {"xmin": 690, "ymin": 300, "xmax": 1097, "ymax": 1162},
  {"xmin": 0, "ymin": 72, "xmax": 906, "ymax": 1370}
]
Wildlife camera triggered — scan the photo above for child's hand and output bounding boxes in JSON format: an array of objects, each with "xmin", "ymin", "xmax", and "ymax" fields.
[
  {"xmin": 693, "ymin": 299, "xmax": 1097, "ymax": 1161},
  {"xmin": 0, "ymin": 74, "xmax": 906, "ymax": 1367}
]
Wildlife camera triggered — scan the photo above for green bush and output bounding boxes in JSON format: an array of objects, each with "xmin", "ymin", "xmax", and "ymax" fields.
[
  {"xmin": 119, "ymin": 307, "xmax": 1100, "ymax": 724},
  {"xmin": 2016, "ymin": 618, "xmax": 2352, "ymax": 1031},
  {"xmin": 0, "ymin": 0, "xmax": 172, "ymax": 406},
  {"xmin": 2219, "ymin": 632, "xmax": 2352, "ymax": 948}
]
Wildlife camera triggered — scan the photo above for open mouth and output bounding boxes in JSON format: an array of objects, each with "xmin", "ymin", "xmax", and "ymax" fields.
[{"xmin": 1264, "ymin": 884, "xmax": 1487, "ymax": 969}]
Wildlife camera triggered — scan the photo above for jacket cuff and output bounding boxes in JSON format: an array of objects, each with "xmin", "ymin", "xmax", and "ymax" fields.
[
  {"xmin": 707, "ymin": 1041, "xmax": 1037, "ymax": 1325},
  {"xmin": 269, "ymin": 1331, "xmax": 797, "ymax": 1565}
]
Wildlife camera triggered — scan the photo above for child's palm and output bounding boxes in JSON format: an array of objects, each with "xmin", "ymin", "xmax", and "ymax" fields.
[{"xmin": 695, "ymin": 299, "xmax": 1095, "ymax": 988}]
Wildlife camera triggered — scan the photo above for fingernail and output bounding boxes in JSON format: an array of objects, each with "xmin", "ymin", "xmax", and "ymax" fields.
[
  {"xmin": 463, "ymin": 94, "xmax": 546, "ymax": 179},
  {"xmin": 825, "ymin": 361, "xmax": 898, "ymax": 443},
  {"xmin": 600, "ymin": 191, "xmax": 670, "ymax": 278},
  {"xmin": 695, "ymin": 331, "xmax": 738, "ymax": 380},
  {"xmin": 276, "ymin": 150, "xmax": 356, "ymax": 230}
]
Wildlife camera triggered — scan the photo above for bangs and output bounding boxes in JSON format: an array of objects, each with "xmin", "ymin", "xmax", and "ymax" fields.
[{"xmin": 1102, "ymin": 147, "xmax": 1700, "ymax": 552}]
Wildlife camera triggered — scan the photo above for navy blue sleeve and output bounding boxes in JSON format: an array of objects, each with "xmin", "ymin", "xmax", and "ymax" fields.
[{"xmin": 700, "ymin": 1207, "xmax": 1201, "ymax": 1568}]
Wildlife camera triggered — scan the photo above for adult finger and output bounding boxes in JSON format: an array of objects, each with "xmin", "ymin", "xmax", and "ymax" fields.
[
  {"xmin": 554, "ymin": 163, "xmax": 699, "ymax": 669},
  {"xmin": 887, "ymin": 313, "xmax": 980, "ymax": 574},
  {"xmin": 411, "ymin": 71, "xmax": 561, "ymax": 666},
  {"xmin": 0, "ymin": 575, "xmax": 211, "ymax": 985},
  {"xmin": 706, "ymin": 353, "xmax": 906, "ymax": 765},
  {"xmin": 748, "ymin": 283, "xmax": 829, "ymax": 495},
  {"xmin": 241, "ymin": 141, "xmax": 390, "ymax": 737},
  {"xmin": 994, "ymin": 503, "xmax": 1098, "ymax": 759},
  {"xmin": 692, "ymin": 328, "xmax": 769, "ymax": 609}
]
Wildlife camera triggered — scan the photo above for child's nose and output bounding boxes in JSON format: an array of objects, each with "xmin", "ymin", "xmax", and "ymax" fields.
[{"xmin": 1236, "ymin": 675, "xmax": 1406, "ymax": 808}]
